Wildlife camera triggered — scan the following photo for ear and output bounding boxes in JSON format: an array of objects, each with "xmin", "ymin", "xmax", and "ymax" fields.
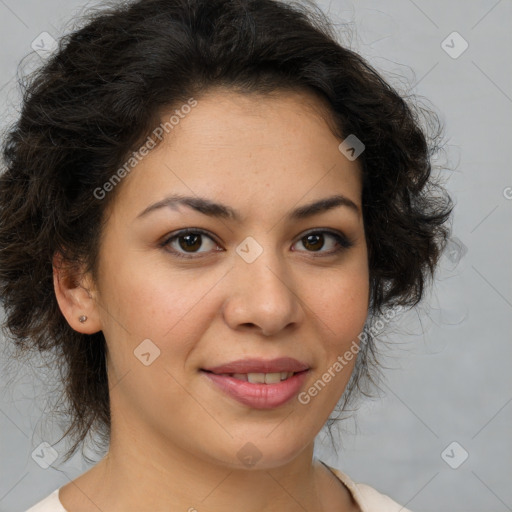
[{"xmin": 53, "ymin": 251, "xmax": 102, "ymax": 334}]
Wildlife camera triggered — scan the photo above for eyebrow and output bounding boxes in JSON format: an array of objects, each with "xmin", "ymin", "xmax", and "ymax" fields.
[{"xmin": 136, "ymin": 193, "xmax": 360, "ymax": 222}]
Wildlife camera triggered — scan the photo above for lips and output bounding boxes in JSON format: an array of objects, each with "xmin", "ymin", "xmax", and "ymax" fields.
[
  {"xmin": 202, "ymin": 357, "xmax": 310, "ymax": 374},
  {"xmin": 228, "ymin": 372, "xmax": 295, "ymax": 384},
  {"xmin": 201, "ymin": 357, "xmax": 311, "ymax": 409}
]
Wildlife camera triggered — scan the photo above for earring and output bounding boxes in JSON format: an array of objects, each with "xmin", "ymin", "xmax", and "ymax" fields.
[{"xmin": 78, "ymin": 315, "xmax": 88, "ymax": 323}]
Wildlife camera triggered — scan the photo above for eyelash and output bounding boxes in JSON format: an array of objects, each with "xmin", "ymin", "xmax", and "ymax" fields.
[{"xmin": 160, "ymin": 228, "xmax": 355, "ymax": 260}]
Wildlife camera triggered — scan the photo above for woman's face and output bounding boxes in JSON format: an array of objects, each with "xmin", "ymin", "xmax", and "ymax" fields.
[{"xmin": 90, "ymin": 88, "xmax": 369, "ymax": 470}]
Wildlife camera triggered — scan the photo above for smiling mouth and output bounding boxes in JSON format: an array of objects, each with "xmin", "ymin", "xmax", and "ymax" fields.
[
  {"xmin": 202, "ymin": 371, "xmax": 298, "ymax": 384},
  {"xmin": 201, "ymin": 368, "xmax": 310, "ymax": 409}
]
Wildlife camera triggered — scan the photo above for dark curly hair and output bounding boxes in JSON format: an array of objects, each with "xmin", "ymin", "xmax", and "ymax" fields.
[{"xmin": 0, "ymin": 0, "xmax": 453, "ymax": 463}]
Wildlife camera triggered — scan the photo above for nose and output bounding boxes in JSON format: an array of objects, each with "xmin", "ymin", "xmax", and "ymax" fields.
[{"xmin": 221, "ymin": 246, "xmax": 304, "ymax": 337}]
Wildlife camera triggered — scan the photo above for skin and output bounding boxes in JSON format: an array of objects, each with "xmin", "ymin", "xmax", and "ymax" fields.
[{"xmin": 54, "ymin": 88, "xmax": 369, "ymax": 511}]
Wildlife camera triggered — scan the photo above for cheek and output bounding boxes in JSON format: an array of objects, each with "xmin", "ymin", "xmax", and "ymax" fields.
[
  {"xmin": 307, "ymin": 268, "xmax": 368, "ymax": 401},
  {"xmin": 99, "ymin": 260, "xmax": 221, "ymax": 351},
  {"xmin": 309, "ymin": 264, "xmax": 369, "ymax": 338}
]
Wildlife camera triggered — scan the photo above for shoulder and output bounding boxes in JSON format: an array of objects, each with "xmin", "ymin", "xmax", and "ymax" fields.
[
  {"xmin": 25, "ymin": 488, "xmax": 67, "ymax": 512},
  {"xmin": 324, "ymin": 463, "xmax": 413, "ymax": 512},
  {"xmin": 353, "ymin": 482, "xmax": 413, "ymax": 512}
]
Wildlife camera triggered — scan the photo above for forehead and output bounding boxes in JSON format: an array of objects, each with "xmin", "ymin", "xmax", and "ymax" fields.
[
  {"xmin": 108, "ymin": 88, "xmax": 363, "ymax": 222},
  {"xmin": 175, "ymin": 86, "xmax": 342, "ymax": 146}
]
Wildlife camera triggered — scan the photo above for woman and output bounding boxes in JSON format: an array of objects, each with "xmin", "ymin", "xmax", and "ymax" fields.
[{"xmin": 0, "ymin": 0, "xmax": 453, "ymax": 510}]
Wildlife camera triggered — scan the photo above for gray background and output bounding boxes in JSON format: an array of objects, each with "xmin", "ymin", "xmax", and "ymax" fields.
[{"xmin": 0, "ymin": 1, "xmax": 511, "ymax": 511}]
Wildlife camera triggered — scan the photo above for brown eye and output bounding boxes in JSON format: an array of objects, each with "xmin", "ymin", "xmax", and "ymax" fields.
[
  {"xmin": 302, "ymin": 233, "xmax": 325, "ymax": 251},
  {"xmin": 162, "ymin": 229, "xmax": 221, "ymax": 259},
  {"xmin": 292, "ymin": 230, "xmax": 354, "ymax": 256},
  {"xmin": 178, "ymin": 233, "xmax": 202, "ymax": 252}
]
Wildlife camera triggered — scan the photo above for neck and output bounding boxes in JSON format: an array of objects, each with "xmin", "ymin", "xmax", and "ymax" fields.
[
  {"xmin": 59, "ymin": 390, "xmax": 357, "ymax": 511},
  {"xmin": 97, "ymin": 438, "xmax": 320, "ymax": 511},
  {"xmin": 61, "ymin": 428, "xmax": 355, "ymax": 512}
]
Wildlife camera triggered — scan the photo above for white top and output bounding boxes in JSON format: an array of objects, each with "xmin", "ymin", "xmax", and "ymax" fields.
[{"xmin": 25, "ymin": 463, "xmax": 412, "ymax": 511}]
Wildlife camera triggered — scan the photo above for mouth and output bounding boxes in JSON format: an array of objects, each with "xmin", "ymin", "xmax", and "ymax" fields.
[
  {"xmin": 202, "ymin": 356, "xmax": 310, "ymax": 375},
  {"xmin": 200, "ymin": 359, "xmax": 311, "ymax": 409},
  {"xmin": 201, "ymin": 370, "xmax": 304, "ymax": 384}
]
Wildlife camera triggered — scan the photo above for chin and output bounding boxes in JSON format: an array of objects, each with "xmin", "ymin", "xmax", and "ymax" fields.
[{"xmin": 204, "ymin": 435, "xmax": 313, "ymax": 471}]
